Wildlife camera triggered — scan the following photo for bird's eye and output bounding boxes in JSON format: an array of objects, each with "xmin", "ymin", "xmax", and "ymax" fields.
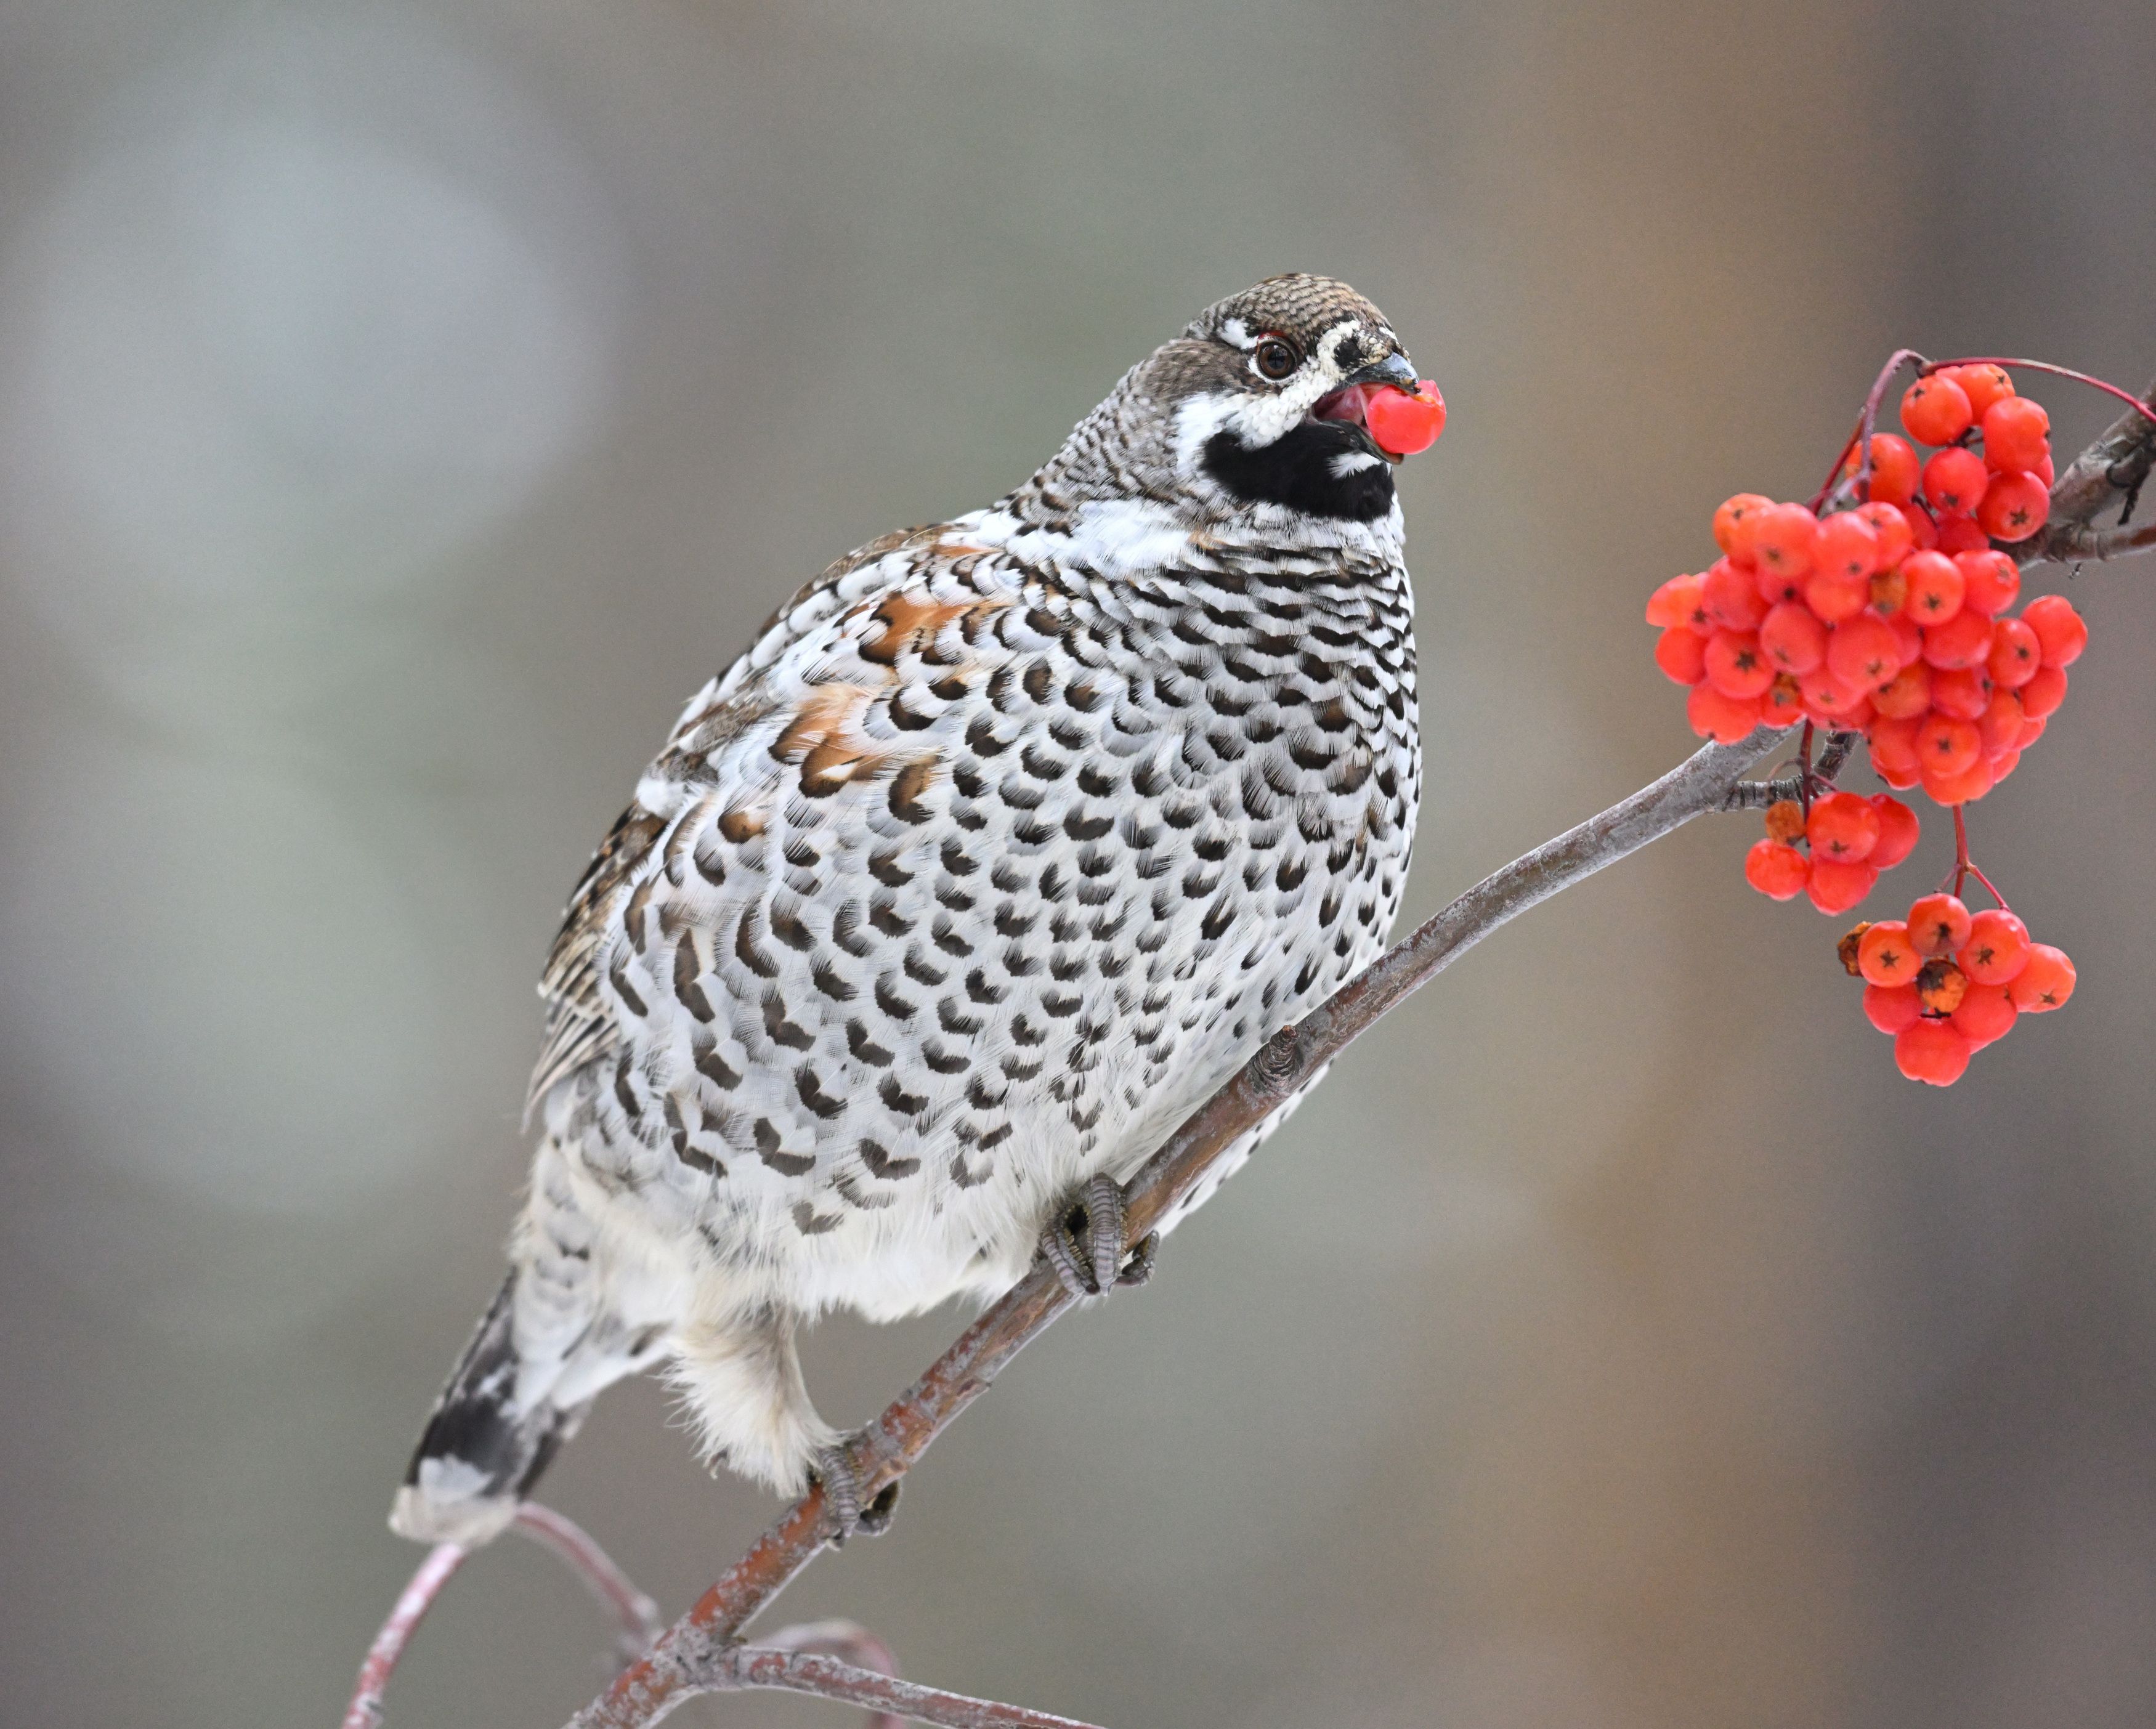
[{"xmin": 1254, "ymin": 339, "xmax": 1299, "ymax": 381}]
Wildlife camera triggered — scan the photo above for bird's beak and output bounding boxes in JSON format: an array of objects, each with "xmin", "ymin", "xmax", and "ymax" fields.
[{"xmin": 1341, "ymin": 350, "xmax": 1420, "ymax": 393}]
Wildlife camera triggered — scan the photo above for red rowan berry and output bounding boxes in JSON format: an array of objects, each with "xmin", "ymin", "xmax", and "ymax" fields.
[
  {"xmin": 1813, "ymin": 510, "xmax": 1879, "ymax": 583},
  {"xmin": 1855, "ymin": 500, "xmax": 1916, "ymax": 567},
  {"xmin": 1796, "ymin": 665, "xmax": 1866, "ymax": 720},
  {"xmin": 2021, "ymin": 594, "xmax": 2088, "ymax": 666},
  {"xmin": 2019, "ymin": 663, "xmax": 2068, "ymax": 718},
  {"xmin": 1805, "ymin": 569, "xmax": 1871, "ymax": 623},
  {"xmin": 1808, "ymin": 790, "xmax": 1882, "ymax": 862},
  {"xmin": 1827, "ymin": 613, "xmax": 1903, "ymax": 687},
  {"xmin": 1754, "ymin": 560, "xmax": 1805, "ymax": 607},
  {"xmin": 1703, "ymin": 557, "xmax": 1770, "ymax": 631},
  {"xmin": 1951, "ymin": 981, "xmax": 2018, "ymax": 1048},
  {"xmin": 1901, "ymin": 550, "xmax": 1965, "ymax": 622},
  {"xmin": 1946, "ymin": 363, "xmax": 2016, "ymax": 420},
  {"xmin": 1762, "ymin": 673, "xmax": 1804, "ymax": 726},
  {"xmin": 1934, "ymin": 513, "xmax": 1989, "ymax": 555},
  {"xmin": 1753, "ymin": 503, "xmax": 1820, "ymax": 581},
  {"xmin": 2008, "ymin": 944, "xmax": 2075, "ymax": 1011},
  {"xmin": 1868, "ymin": 713, "xmax": 1923, "ymax": 776},
  {"xmin": 1364, "ymin": 381, "xmax": 1446, "ymax": 456},
  {"xmin": 1744, "ymin": 838, "xmax": 1812, "ymax": 900},
  {"xmin": 1916, "ymin": 713, "xmax": 1982, "ymax": 779},
  {"xmin": 1870, "ymin": 794, "xmax": 1921, "ymax": 869},
  {"xmin": 1929, "ymin": 666, "xmax": 1990, "ymax": 721},
  {"xmin": 1921, "ymin": 607, "xmax": 1995, "ymax": 671},
  {"xmin": 1977, "ymin": 688, "xmax": 2025, "ymax": 756},
  {"xmin": 1760, "ymin": 602, "xmax": 1828, "ymax": 673},
  {"xmin": 1902, "ymin": 375, "xmax": 1974, "ymax": 445},
  {"xmin": 1688, "ymin": 681, "xmax": 1763, "ymax": 743},
  {"xmin": 1868, "ymin": 566, "xmax": 1909, "ymax": 618},
  {"xmin": 1857, "ymin": 919, "xmax": 1918, "ymax": 984},
  {"xmin": 1955, "ymin": 549, "xmax": 2020, "ymax": 617},
  {"xmin": 1807, "ymin": 857, "xmax": 1879, "ymax": 915},
  {"xmin": 1987, "ymin": 617, "xmax": 2041, "ymax": 686},
  {"xmin": 1646, "ymin": 572, "xmax": 1707, "ymax": 629},
  {"xmin": 1704, "ymin": 629, "xmax": 1775, "ymax": 698},
  {"xmin": 1988, "ymin": 747, "xmax": 2022, "ymax": 783},
  {"xmin": 1863, "ymin": 435, "xmax": 1923, "ymax": 506},
  {"xmin": 1714, "ymin": 492, "xmax": 1776, "ymax": 558},
  {"xmin": 1655, "ymin": 625, "xmax": 1709, "ymax": 684},
  {"xmin": 2017, "ymin": 713, "xmax": 2048, "ymax": 750},
  {"xmin": 1871, "ymin": 662, "xmax": 1932, "ymax": 719},
  {"xmin": 1982, "ymin": 395, "xmax": 2050, "ymax": 472},
  {"xmin": 1900, "ymin": 503, "xmax": 1940, "ymax": 551},
  {"xmin": 1977, "ymin": 471, "xmax": 2048, "ymax": 541},
  {"xmin": 1923, "ymin": 447, "xmax": 1990, "ymax": 516},
  {"xmin": 1896, "ymin": 1019, "xmax": 1971, "ymax": 1085},
  {"xmin": 1885, "ymin": 608, "xmax": 1924, "ymax": 667},
  {"xmin": 1764, "ymin": 799, "xmax": 1807, "ymax": 845},
  {"xmin": 1864, "ymin": 981, "xmax": 1923, "ymax": 1034},
  {"xmin": 1923, "ymin": 755, "xmax": 1995, "ymax": 806},
  {"xmin": 1908, "ymin": 893, "xmax": 1974, "ymax": 956},
  {"xmin": 1957, "ymin": 909, "xmax": 2031, "ymax": 984}
]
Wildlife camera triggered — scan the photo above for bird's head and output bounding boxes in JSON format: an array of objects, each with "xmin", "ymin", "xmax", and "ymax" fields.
[{"xmin": 1155, "ymin": 273, "xmax": 1430, "ymax": 525}]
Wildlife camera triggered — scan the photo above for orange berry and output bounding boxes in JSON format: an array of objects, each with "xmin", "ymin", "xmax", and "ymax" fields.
[
  {"xmin": 1928, "ymin": 666, "xmax": 1990, "ymax": 721},
  {"xmin": 1916, "ymin": 713, "xmax": 1981, "ymax": 779},
  {"xmin": 1871, "ymin": 662, "xmax": 1932, "ymax": 719},
  {"xmin": 1950, "ymin": 981, "xmax": 2017, "ymax": 1048},
  {"xmin": 1762, "ymin": 673, "xmax": 1804, "ymax": 727},
  {"xmin": 1977, "ymin": 688, "xmax": 2025, "ymax": 757},
  {"xmin": 1807, "ymin": 857, "xmax": 1879, "ymax": 915},
  {"xmin": 1915, "ymin": 956, "xmax": 1970, "ymax": 1015},
  {"xmin": 1955, "ymin": 549, "xmax": 2021, "ymax": 617},
  {"xmin": 1646, "ymin": 572, "xmax": 1706, "ymax": 628},
  {"xmin": 1868, "ymin": 565, "xmax": 1909, "ymax": 618},
  {"xmin": 1956, "ymin": 908, "xmax": 2031, "ymax": 984},
  {"xmin": 1902, "ymin": 375, "xmax": 1974, "ymax": 445},
  {"xmin": 1752, "ymin": 503, "xmax": 1820, "ymax": 581},
  {"xmin": 1807, "ymin": 790, "xmax": 1881, "ymax": 863},
  {"xmin": 1687, "ymin": 681, "xmax": 1763, "ymax": 743},
  {"xmin": 1655, "ymin": 625, "xmax": 1709, "ymax": 684},
  {"xmin": 1744, "ymin": 839, "xmax": 1811, "ymax": 900},
  {"xmin": 1868, "ymin": 713, "xmax": 1923, "ymax": 775},
  {"xmin": 2021, "ymin": 594, "xmax": 2088, "ymax": 666},
  {"xmin": 1900, "ymin": 503, "xmax": 1940, "ymax": 551},
  {"xmin": 1805, "ymin": 568, "xmax": 1872, "ymax": 623},
  {"xmin": 1702, "ymin": 557, "xmax": 1770, "ymax": 631},
  {"xmin": 1864, "ymin": 435, "xmax": 1923, "ymax": 506},
  {"xmin": 1921, "ymin": 608, "xmax": 1995, "ymax": 671},
  {"xmin": 2008, "ymin": 944, "xmax": 2075, "ymax": 1011},
  {"xmin": 1923, "ymin": 447, "xmax": 1990, "ymax": 516},
  {"xmin": 1857, "ymin": 919, "xmax": 1918, "ymax": 984},
  {"xmin": 1908, "ymin": 893, "xmax": 1973, "ymax": 956},
  {"xmin": 1704, "ymin": 629, "xmax": 1775, "ymax": 698},
  {"xmin": 1947, "ymin": 363, "xmax": 2015, "ymax": 420},
  {"xmin": 1764, "ymin": 799, "xmax": 1807, "ymax": 844},
  {"xmin": 1935, "ymin": 512, "xmax": 1989, "ymax": 555},
  {"xmin": 1987, "ymin": 617, "xmax": 2041, "ymax": 687},
  {"xmin": 1856, "ymin": 500, "xmax": 1916, "ymax": 567},
  {"xmin": 1895, "ymin": 1018, "xmax": 1972, "ymax": 1085},
  {"xmin": 1864, "ymin": 981, "xmax": 1923, "ymax": 1034},
  {"xmin": 1760, "ymin": 601, "xmax": 1828, "ymax": 673},
  {"xmin": 1826, "ymin": 613, "xmax": 1903, "ymax": 687},
  {"xmin": 1901, "ymin": 550, "xmax": 1965, "ymax": 623},
  {"xmin": 1869, "ymin": 794, "xmax": 1921, "ymax": 869},
  {"xmin": 2017, "ymin": 713, "xmax": 2048, "ymax": 750},
  {"xmin": 1814, "ymin": 510, "xmax": 1879, "ymax": 582},
  {"xmin": 1922, "ymin": 755, "xmax": 1996, "ymax": 806},
  {"xmin": 1977, "ymin": 471, "xmax": 2049, "ymax": 541},
  {"xmin": 2019, "ymin": 663, "xmax": 2068, "ymax": 718},
  {"xmin": 1982, "ymin": 395, "xmax": 2050, "ymax": 472},
  {"xmin": 1988, "ymin": 746, "xmax": 2022, "ymax": 784},
  {"xmin": 1713, "ymin": 492, "xmax": 1776, "ymax": 557}
]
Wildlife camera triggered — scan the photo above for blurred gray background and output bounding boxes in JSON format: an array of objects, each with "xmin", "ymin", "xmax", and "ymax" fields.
[{"xmin": 3, "ymin": 2, "xmax": 2154, "ymax": 1725}]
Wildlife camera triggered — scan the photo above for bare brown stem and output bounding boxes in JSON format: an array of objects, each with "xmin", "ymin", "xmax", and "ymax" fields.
[
  {"xmin": 343, "ymin": 1543, "xmax": 469, "ymax": 1729},
  {"xmin": 721, "ymin": 1647, "xmax": 1108, "ymax": 1729},
  {"xmin": 759, "ymin": 1621, "xmax": 906, "ymax": 1729},
  {"xmin": 507, "ymin": 361, "xmax": 2149, "ymax": 1729}
]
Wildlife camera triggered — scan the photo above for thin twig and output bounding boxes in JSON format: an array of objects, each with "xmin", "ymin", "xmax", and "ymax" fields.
[
  {"xmin": 721, "ymin": 1646, "xmax": 1109, "ymax": 1729},
  {"xmin": 344, "ymin": 1543, "xmax": 469, "ymax": 1729},
  {"xmin": 513, "ymin": 1504, "xmax": 665, "ymax": 1663},
  {"xmin": 759, "ymin": 1621, "xmax": 906, "ymax": 1729},
  {"xmin": 562, "ymin": 363, "xmax": 2156, "ymax": 1729},
  {"xmin": 2027, "ymin": 514, "xmax": 2156, "ymax": 564}
]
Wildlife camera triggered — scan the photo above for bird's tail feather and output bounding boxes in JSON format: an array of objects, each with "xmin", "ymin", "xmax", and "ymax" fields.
[{"xmin": 389, "ymin": 1270, "xmax": 586, "ymax": 1547}]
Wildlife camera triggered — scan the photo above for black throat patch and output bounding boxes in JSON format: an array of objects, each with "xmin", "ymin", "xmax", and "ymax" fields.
[{"xmin": 1202, "ymin": 419, "xmax": 1396, "ymax": 522}]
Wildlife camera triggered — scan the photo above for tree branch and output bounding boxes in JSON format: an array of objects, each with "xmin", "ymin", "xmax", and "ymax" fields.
[
  {"xmin": 554, "ymin": 362, "xmax": 2156, "ymax": 1729},
  {"xmin": 715, "ymin": 1645, "xmax": 1108, "ymax": 1729}
]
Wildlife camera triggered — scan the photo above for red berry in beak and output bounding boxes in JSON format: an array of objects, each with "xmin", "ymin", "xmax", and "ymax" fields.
[{"xmin": 1364, "ymin": 379, "xmax": 1446, "ymax": 456}]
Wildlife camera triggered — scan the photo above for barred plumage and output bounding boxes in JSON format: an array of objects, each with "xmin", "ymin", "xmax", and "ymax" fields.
[{"xmin": 395, "ymin": 274, "xmax": 1427, "ymax": 1544}]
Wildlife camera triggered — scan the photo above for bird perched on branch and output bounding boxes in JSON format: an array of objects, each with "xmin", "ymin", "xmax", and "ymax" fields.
[{"xmin": 394, "ymin": 273, "xmax": 1434, "ymax": 1545}]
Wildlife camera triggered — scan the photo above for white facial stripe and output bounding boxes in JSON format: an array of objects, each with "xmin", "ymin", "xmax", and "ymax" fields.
[{"xmin": 1218, "ymin": 317, "xmax": 1256, "ymax": 350}]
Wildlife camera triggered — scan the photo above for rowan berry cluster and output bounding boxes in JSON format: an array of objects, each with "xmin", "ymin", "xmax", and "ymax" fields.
[
  {"xmin": 1839, "ymin": 894, "xmax": 2075, "ymax": 1085},
  {"xmin": 1647, "ymin": 362, "xmax": 2087, "ymax": 807},
  {"xmin": 1743, "ymin": 793, "xmax": 1919, "ymax": 914}
]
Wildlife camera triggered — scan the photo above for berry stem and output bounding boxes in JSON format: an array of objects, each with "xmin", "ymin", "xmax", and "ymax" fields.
[
  {"xmin": 1920, "ymin": 356, "xmax": 2156, "ymax": 428},
  {"xmin": 1816, "ymin": 348, "xmax": 1928, "ymax": 511},
  {"xmin": 1798, "ymin": 721, "xmax": 1816, "ymax": 818},
  {"xmin": 1947, "ymin": 804, "xmax": 2012, "ymax": 913}
]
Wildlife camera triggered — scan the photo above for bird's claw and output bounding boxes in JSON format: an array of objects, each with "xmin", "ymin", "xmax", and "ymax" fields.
[
  {"xmin": 813, "ymin": 1439, "xmax": 899, "ymax": 1546},
  {"xmin": 1039, "ymin": 1174, "xmax": 1157, "ymax": 1298}
]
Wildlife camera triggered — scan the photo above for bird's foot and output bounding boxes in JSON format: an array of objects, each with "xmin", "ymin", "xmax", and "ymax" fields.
[
  {"xmin": 1039, "ymin": 1174, "xmax": 1158, "ymax": 1299},
  {"xmin": 813, "ymin": 1438, "xmax": 900, "ymax": 1547}
]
